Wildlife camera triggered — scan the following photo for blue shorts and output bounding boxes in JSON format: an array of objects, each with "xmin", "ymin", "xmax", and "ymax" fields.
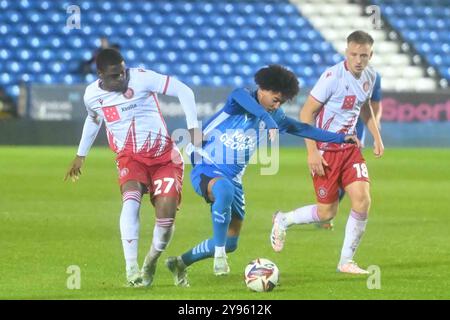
[{"xmin": 190, "ymin": 164, "xmax": 246, "ymax": 220}]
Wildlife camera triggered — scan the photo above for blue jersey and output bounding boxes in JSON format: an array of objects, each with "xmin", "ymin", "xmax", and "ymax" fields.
[{"xmin": 193, "ymin": 88, "xmax": 346, "ymax": 183}]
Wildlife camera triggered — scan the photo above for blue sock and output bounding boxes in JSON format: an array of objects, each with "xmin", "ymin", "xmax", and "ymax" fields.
[
  {"xmin": 181, "ymin": 238, "xmax": 215, "ymax": 266},
  {"xmin": 181, "ymin": 236, "xmax": 240, "ymax": 266},
  {"xmin": 211, "ymin": 179, "xmax": 234, "ymax": 247}
]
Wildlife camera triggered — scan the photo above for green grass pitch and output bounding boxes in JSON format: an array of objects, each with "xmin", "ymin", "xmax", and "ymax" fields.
[{"xmin": 0, "ymin": 146, "xmax": 449, "ymax": 300}]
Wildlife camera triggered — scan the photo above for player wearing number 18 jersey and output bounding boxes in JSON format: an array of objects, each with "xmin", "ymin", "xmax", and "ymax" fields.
[
  {"xmin": 271, "ymin": 31, "xmax": 384, "ymax": 274},
  {"xmin": 65, "ymin": 49, "xmax": 200, "ymax": 287}
]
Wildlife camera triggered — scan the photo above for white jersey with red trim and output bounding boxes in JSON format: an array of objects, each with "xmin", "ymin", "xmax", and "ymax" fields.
[
  {"xmin": 83, "ymin": 68, "xmax": 173, "ymax": 156},
  {"xmin": 309, "ymin": 61, "xmax": 377, "ymax": 151}
]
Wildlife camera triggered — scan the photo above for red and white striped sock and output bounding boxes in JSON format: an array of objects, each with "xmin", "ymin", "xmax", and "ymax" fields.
[
  {"xmin": 339, "ymin": 209, "xmax": 368, "ymax": 265},
  {"xmin": 284, "ymin": 205, "xmax": 320, "ymax": 227},
  {"xmin": 120, "ymin": 190, "xmax": 141, "ymax": 270},
  {"xmin": 144, "ymin": 218, "xmax": 175, "ymax": 266}
]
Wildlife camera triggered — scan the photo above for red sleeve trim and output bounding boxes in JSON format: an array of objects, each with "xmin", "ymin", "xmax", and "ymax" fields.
[
  {"xmin": 310, "ymin": 94, "xmax": 324, "ymax": 105},
  {"xmin": 162, "ymin": 76, "xmax": 170, "ymax": 95}
]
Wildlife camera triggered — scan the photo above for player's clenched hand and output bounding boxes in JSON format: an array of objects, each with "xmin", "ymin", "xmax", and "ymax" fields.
[
  {"xmin": 308, "ymin": 149, "xmax": 328, "ymax": 177},
  {"xmin": 344, "ymin": 135, "xmax": 361, "ymax": 148},
  {"xmin": 268, "ymin": 128, "xmax": 278, "ymax": 142},
  {"xmin": 373, "ymin": 139, "xmax": 384, "ymax": 158},
  {"xmin": 64, "ymin": 155, "xmax": 85, "ymax": 182}
]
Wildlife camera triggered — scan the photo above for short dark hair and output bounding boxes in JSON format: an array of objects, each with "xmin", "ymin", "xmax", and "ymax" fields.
[
  {"xmin": 96, "ymin": 48, "xmax": 124, "ymax": 72},
  {"xmin": 254, "ymin": 65, "xmax": 299, "ymax": 101},
  {"xmin": 347, "ymin": 30, "xmax": 374, "ymax": 46}
]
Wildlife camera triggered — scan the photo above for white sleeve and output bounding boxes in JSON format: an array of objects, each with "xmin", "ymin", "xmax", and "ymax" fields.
[
  {"xmin": 140, "ymin": 69, "xmax": 168, "ymax": 94},
  {"xmin": 76, "ymin": 115, "xmax": 103, "ymax": 157},
  {"xmin": 77, "ymin": 95, "xmax": 103, "ymax": 157},
  {"xmin": 310, "ymin": 69, "xmax": 338, "ymax": 104},
  {"xmin": 140, "ymin": 69, "xmax": 199, "ymax": 129},
  {"xmin": 163, "ymin": 77, "xmax": 199, "ymax": 129}
]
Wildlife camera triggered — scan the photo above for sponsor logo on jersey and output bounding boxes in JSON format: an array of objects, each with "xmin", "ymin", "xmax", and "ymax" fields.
[
  {"xmin": 102, "ymin": 105, "xmax": 120, "ymax": 122},
  {"xmin": 123, "ymin": 87, "xmax": 134, "ymax": 99},
  {"xmin": 363, "ymin": 81, "xmax": 370, "ymax": 92},
  {"xmin": 220, "ymin": 131, "xmax": 256, "ymax": 151},
  {"xmin": 120, "ymin": 168, "xmax": 129, "ymax": 178},
  {"xmin": 121, "ymin": 104, "xmax": 138, "ymax": 112},
  {"xmin": 342, "ymin": 95, "xmax": 356, "ymax": 110}
]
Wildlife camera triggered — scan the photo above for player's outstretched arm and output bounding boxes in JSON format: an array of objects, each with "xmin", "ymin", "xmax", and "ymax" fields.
[
  {"xmin": 300, "ymin": 95, "xmax": 328, "ymax": 176},
  {"xmin": 64, "ymin": 114, "xmax": 102, "ymax": 182},
  {"xmin": 279, "ymin": 115, "xmax": 348, "ymax": 143},
  {"xmin": 163, "ymin": 77, "xmax": 199, "ymax": 132},
  {"xmin": 230, "ymin": 88, "xmax": 278, "ymax": 130}
]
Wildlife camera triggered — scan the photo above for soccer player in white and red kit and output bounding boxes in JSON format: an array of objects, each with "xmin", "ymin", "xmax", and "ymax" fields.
[
  {"xmin": 271, "ymin": 31, "xmax": 384, "ymax": 274},
  {"xmin": 65, "ymin": 49, "xmax": 201, "ymax": 286}
]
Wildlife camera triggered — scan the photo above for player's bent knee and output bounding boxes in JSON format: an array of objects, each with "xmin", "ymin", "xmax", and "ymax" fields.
[
  {"xmin": 319, "ymin": 212, "xmax": 336, "ymax": 221},
  {"xmin": 351, "ymin": 193, "xmax": 371, "ymax": 213},
  {"xmin": 317, "ymin": 205, "xmax": 337, "ymax": 221},
  {"xmin": 225, "ymin": 236, "xmax": 239, "ymax": 253},
  {"xmin": 212, "ymin": 179, "xmax": 235, "ymax": 205}
]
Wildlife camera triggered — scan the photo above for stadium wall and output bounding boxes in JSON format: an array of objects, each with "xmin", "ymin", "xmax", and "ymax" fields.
[{"xmin": 1, "ymin": 85, "xmax": 449, "ymax": 147}]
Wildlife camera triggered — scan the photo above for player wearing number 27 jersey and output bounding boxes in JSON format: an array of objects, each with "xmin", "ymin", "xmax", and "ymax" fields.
[
  {"xmin": 65, "ymin": 49, "xmax": 200, "ymax": 287},
  {"xmin": 271, "ymin": 31, "xmax": 384, "ymax": 275}
]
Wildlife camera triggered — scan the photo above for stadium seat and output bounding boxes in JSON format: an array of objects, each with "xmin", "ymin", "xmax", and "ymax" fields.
[
  {"xmin": 379, "ymin": 0, "xmax": 450, "ymax": 81},
  {"xmin": 7, "ymin": 0, "xmax": 446, "ymax": 100}
]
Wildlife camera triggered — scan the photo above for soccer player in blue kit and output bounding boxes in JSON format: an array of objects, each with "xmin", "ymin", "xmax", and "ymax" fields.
[
  {"xmin": 317, "ymin": 72, "xmax": 382, "ymax": 230},
  {"xmin": 165, "ymin": 65, "xmax": 359, "ymax": 287}
]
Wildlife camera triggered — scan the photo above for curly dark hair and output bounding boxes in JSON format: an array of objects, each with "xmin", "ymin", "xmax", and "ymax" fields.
[{"xmin": 254, "ymin": 65, "xmax": 299, "ymax": 101}]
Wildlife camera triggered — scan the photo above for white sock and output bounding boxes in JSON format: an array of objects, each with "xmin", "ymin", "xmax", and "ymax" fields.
[
  {"xmin": 339, "ymin": 209, "xmax": 368, "ymax": 265},
  {"xmin": 144, "ymin": 219, "xmax": 175, "ymax": 266},
  {"xmin": 120, "ymin": 190, "xmax": 141, "ymax": 270},
  {"xmin": 214, "ymin": 246, "xmax": 226, "ymax": 258},
  {"xmin": 283, "ymin": 205, "xmax": 320, "ymax": 228}
]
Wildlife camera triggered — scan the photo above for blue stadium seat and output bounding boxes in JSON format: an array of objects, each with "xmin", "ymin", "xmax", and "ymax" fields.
[
  {"xmin": 6, "ymin": 61, "xmax": 24, "ymax": 74},
  {"xmin": 27, "ymin": 61, "xmax": 43, "ymax": 73},
  {"xmin": 6, "ymin": 36, "xmax": 24, "ymax": 49},
  {"xmin": 49, "ymin": 62, "xmax": 65, "ymax": 74},
  {"xmin": 37, "ymin": 74, "xmax": 55, "ymax": 84},
  {"xmin": 173, "ymin": 63, "xmax": 191, "ymax": 76},
  {"xmin": 0, "ymin": 73, "xmax": 13, "ymax": 85},
  {"xmin": 5, "ymin": 85, "xmax": 20, "ymax": 98},
  {"xmin": 37, "ymin": 49, "xmax": 55, "ymax": 61},
  {"xmin": 63, "ymin": 74, "xmax": 81, "ymax": 85},
  {"xmin": 379, "ymin": 0, "xmax": 450, "ymax": 80},
  {"xmin": 18, "ymin": 49, "xmax": 32, "ymax": 61},
  {"xmin": 192, "ymin": 63, "xmax": 211, "ymax": 76},
  {"xmin": 0, "ymin": 0, "xmax": 356, "ymax": 98},
  {"xmin": 20, "ymin": 73, "xmax": 36, "ymax": 83},
  {"xmin": 199, "ymin": 51, "xmax": 220, "ymax": 64}
]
